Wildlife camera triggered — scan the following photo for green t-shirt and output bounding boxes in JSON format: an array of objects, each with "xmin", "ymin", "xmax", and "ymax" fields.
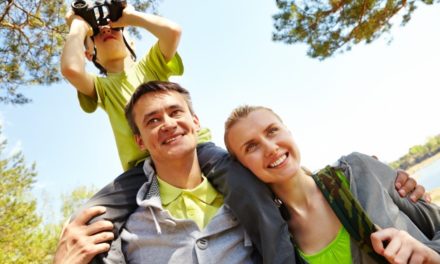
[{"xmin": 78, "ymin": 42, "xmax": 211, "ymax": 171}]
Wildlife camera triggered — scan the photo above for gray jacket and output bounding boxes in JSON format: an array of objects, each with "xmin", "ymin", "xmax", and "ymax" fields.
[
  {"xmin": 109, "ymin": 158, "xmax": 254, "ymax": 264},
  {"xmin": 337, "ymin": 152, "xmax": 440, "ymax": 263}
]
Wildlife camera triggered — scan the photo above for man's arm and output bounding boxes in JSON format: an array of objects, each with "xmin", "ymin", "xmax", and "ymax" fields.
[
  {"xmin": 110, "ymin": 5, "xmax": 182, "ymax": 62},
  {"xmin": 60, "ymin": 11, "xmax": 96, "ymax": 98},
  {"xmin": 53, "ymin": 207, "xmax": 114, "ymax": 264},
  {"xmin": 344, "ymin": 153, "xmax": 440, "ymax": 240},
  {"xmin": 394, "ymin": 169, "xmax": 431, "ymax": 202}
]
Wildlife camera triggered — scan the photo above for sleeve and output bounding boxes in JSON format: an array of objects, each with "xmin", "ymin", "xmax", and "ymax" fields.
[
  {"xmin": 77, "ymin": 74, "xmax": 105, "ymax": 113},
  {"xmin": 196, "ymin": 142, "xmax": 296, "ymax": 264},
  {"xmin": 341, "ymin": 152, "xmax": 440, "ymax": 253},
  {"xmin": 137, "ymin": 42, "xmax": 184, "ymax": 81}
]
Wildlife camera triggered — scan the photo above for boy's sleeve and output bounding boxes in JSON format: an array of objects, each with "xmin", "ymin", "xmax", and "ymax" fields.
[
  {"xmin": 138, "ymin": 42, "xmax": 184, "ymax": 81},
  {"xmin": 77, "ymin": 74, "xmax": 106, "ymax": 113}
]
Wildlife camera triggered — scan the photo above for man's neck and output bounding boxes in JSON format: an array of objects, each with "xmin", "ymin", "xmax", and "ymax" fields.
[{"xmin": 153, "ymin": 151, "xmax": 203, "ymax": 189}]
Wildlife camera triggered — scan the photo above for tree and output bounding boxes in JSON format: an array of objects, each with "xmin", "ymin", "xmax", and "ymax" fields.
[
  {"xmin": 0, "ymin": 0, "xmax": 158, "ymax": 105},
  {"xmin": 272, "ymin": 0, "xmax": 439, "ymax": 60},
  {"xmin": 61, "ymin": 185, "xmax": 97, "ymax": 220},
  {"xmin": 0, "ymin": 126, "xmax": 57, "ymax": 263}
]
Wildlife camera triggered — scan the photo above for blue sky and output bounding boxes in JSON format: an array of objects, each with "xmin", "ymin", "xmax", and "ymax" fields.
[{"xmin": 1, "ymin": 0, "xmax": 439, "ymax": 218}]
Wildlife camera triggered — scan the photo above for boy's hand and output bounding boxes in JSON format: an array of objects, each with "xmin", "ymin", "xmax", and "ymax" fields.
[
  {"xmin": 65, "ymin": 10, "xmax": 93, "ymax": 37},
  {"xmin": 371, "ymin": 228, "xmax": 440, "ymax": 264},
  {"xmin": 107, "ymin": 4, "xmax": 136, "ymax": 29}
]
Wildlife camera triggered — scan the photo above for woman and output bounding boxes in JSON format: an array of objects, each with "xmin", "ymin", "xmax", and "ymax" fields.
[{"xmin": 224, "ymin": 105, "xmax": 440, "ymax": 264}]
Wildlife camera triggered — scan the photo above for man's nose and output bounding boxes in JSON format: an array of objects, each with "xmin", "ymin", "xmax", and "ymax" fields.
[{"xmin": 160, "ymin": 115, "xmax": 177, "ymax": 131}]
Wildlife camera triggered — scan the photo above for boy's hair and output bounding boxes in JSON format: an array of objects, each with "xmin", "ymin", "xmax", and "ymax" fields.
[
  {"xmin": 125, "ymin": 81, "xmax": 194, "ymax": 135},
  {"xmin": 224, "ymin": 105, "xmax": 283, "ymax": 156}
]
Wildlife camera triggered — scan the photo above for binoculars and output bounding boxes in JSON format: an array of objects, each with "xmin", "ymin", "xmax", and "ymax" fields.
[{"xmin": 71, "ymin": 0, "xmax": 127, "ymax": 36}]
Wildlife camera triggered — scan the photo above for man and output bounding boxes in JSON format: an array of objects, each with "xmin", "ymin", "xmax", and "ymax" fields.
[
  {"xmin": 54, "ymin": 81, "xmax": 430, "ymax": 264},
  {"xmin": 54, "ymin": 81, "xmax": 255, "ymax": 263}
]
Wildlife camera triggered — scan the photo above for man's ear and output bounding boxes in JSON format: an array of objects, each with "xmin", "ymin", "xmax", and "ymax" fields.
[
  {"xmin": 192, "ymin": 114, "xmax": 201, "ymax": 131},
  {"xmin": 135, "ymin": 134, "xmax": 146, "ymax": 151}
]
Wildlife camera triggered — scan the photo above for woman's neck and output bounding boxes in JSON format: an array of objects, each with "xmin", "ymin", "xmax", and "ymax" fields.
[
  {"xmin": 271, "ymin": 168, "xmax": 342, "ymax": 254},
  {"xmin": 270, "ymin": 169, "xmax": 317, "ymax": 215}
]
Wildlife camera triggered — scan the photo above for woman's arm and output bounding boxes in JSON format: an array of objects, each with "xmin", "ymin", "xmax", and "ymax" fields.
[{"xmin": 371, "ymin": 227, "xmax": 440, "ymax": 264}]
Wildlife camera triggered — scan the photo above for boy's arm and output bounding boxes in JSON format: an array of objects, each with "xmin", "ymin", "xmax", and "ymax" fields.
[
  {"xmin": 111, "ymin": 6, "xmax": 182, "ymax": 62},
  {"xmin": 60, "ymin": 12, "xmax": 96, "ymax": 98}
]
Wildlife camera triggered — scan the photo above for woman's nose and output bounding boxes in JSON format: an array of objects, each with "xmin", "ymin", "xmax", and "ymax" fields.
[{"xmin": 264, "ymin": 140, "xmax": 278, "ymax": 157}]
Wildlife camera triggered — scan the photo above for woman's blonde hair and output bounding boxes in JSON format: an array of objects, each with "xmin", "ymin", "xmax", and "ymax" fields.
[{"xmin": 224, "ymin": 105, "xmax": 282, "ymax": 156}]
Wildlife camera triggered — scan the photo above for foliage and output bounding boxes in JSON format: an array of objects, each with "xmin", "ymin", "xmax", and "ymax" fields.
[
  {"xmin": 0, "ymin": 0, "xmax": 158, "ymax": 105},
  {"xmin": 61, "ymin": 185, "xmax": 97, "ymax": 220},
  {"xmin": 272, "ymin": 0, "xmax": 439, "ymax": 60},
  {"xmin": 0, "ymin": 125, "xmax": 98, "ymax": 262},
  {"xmin": 390, "ymin": 134, "xmax": 440, "ymax": 170},
  {"xmin": 0, "ymin": 126, "xmax": 56, "ymax": 263}
]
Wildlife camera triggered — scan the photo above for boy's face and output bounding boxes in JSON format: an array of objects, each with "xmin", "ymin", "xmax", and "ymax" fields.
[
  {"xmin": 133, "ymin": 91, "xmax": 200, "ymax": 164},
  {"xmin": 86, "ymin": 26, "xmax": 128, "ymax": 64}
]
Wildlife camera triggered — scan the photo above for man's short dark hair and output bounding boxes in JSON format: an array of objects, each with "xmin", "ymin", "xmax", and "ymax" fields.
[{"xmin": 125, "ymin": 81, "xmax": 194, "ymax": 135}]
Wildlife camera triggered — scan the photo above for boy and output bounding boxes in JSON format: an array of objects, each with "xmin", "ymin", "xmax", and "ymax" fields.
[{"xmin": 61, "ymin": 4, "xmax": 213, "ymax": 171}]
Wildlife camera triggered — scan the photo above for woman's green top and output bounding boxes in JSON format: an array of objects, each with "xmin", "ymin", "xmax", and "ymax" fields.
[
  {"xmin": 298, "ymin": 172, "xmax": 352, "ymax": 263},
  {"xmin": 298, "ymin": 226, "xmax": 352, "ymax": 264}
]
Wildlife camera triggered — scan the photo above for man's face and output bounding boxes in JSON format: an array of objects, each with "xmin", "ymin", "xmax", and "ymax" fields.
[{"xmin": 133, "ymin": 91, "xmax": 200, "ymax": 163}]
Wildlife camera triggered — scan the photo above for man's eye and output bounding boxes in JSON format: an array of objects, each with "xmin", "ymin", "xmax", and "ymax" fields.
[
  {"xmin": 147, "ymin": 118, "xmax": 159, "ymax": 125},
  {"xmin": 170, "ymin": 110, "xmax": 183, "ymax": 117}
]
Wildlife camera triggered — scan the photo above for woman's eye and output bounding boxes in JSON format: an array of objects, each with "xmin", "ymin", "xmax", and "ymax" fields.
[
  {"xmin": 245, "ymin": 143, "xmax": 257, "ymax": 153},
  {"xmin": 268, "ymin": 127, "xmax": 279, "ymax": 135}
]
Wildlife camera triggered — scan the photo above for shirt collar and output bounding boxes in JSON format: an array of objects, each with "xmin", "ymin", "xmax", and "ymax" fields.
[{"xmin": 157, "ymin": 175, "xmax": 219, "ymax": 206}]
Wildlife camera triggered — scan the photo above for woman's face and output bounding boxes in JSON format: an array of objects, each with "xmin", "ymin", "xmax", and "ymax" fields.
[{"xmin": 226, "ymin": 109, "xmax": 301, "ymax": 184}]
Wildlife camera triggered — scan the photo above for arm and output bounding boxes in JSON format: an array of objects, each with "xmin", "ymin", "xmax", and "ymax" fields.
[
  {"xmin": 53, "ymin": 207, "xmax": 114, "ymax": 264},
  {"xmin": 110, "ymin": 5, "xmax": 181, "ymax": 62},
  {"xmin": 60, "ymin": 11, "xmax": 96, "ymax": 98},
  {"xmin": 196, "ymin": 142, "xmax": 296, "ymax": 263},
  {"xmin": 371, "ymin": 228, "xmax": 440, "ymax": 264},
  {"xmin": 343, "ymin": 153, "xmax": 440, "ymax": 246}
]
